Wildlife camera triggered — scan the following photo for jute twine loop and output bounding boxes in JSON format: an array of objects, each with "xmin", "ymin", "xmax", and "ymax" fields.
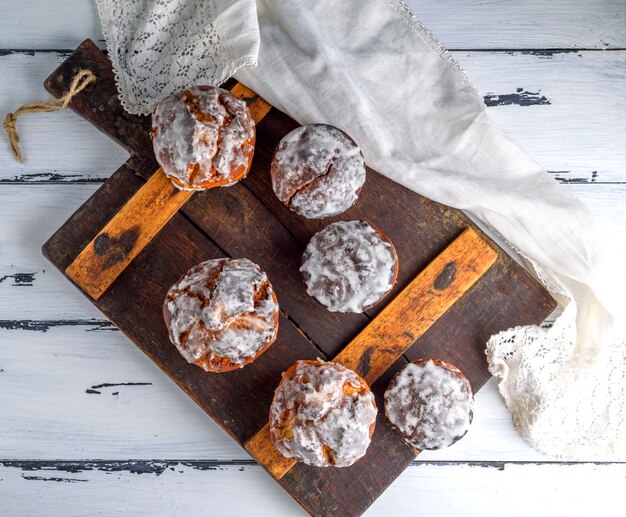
[{"xmin": 3, "ymin": 69, "xmax": 97, "ymax": 163}]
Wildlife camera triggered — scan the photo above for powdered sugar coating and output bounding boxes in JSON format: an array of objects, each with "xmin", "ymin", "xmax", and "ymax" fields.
[
  {"xmin": 270, "ymin": 360, "xmax": 377, "ymax": 467},
  {"xmin": 271, "ymin": 124, "xmax": 366, "ymax": 219},
  {"xmin": 163, "ymin": 258, "xmax": 278, "ymax": 372},
  {"xmin": 384, "ymin": 359, "xmax": 474, "ymax": 450},
  {"xmin": 300, "ymin": 220, "xmax": 397, "ymax": 313},
  {"xmin": 152, "ymin": 86, "xmax": 255, "ymax": 191}
]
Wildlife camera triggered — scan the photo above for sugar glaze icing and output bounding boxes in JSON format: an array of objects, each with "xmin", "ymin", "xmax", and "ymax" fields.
[
  {"xmin": 300, "ymin": 220, "xmax": 397, "ymax": 313},
  {"xmin": 270, "ymin": 360, "xmax": 377, "ymax": 467}
]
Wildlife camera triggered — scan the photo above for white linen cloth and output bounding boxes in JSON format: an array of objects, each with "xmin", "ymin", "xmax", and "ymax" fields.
[{"xmin": 96, "ymin": 0, "xmax": 626, "ymax": 459}]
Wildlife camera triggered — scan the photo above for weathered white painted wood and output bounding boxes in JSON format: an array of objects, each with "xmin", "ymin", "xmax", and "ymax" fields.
[
  {"xmin": 0, "ymin": 461, "xmax": 303, "ymax": 516},
  {"xmin": 1, "ymin": 185, "xmax": 624, "ymax": 462},
  {"xmin": 1, "ymin": 460, "xmax": 624, "ymax": 516},
  {"xmin": 0, "ymin": 52, "xmax": 129, "ymax": 181},
  {"xmin": 1, "ymin": 4, "xmax": 623, "ymax": 515},
  {"xmin": 0, "ymin": 184, "xmax": 103, "ymax": 320},
  {"xmin": 1, "ymin": 51, "xmax": 623, "ymax": 184},
  {"xmin": 0, "ymin": 321, "xmax": 554, "ymax": 461},
  {"xmin": 1, "ymin": 1, "xmax": 625, "ymax": 50},
  {"xmin": 408, "ymin": 0, "xmax": 626, "ymax": 50},
  {"xmin": 456, "ymin": 50, "xmax": 626, "ymax": 185},
  {"xmin": 0, "ymin": 324, "xmax": 243, "ymax": 460},
  {"xmin": 10, "ymin": 181, "xmax": 621, "ymax": 461},
  {"xmin": 568, "ymin": 184, "xmax": 626, "ymax": 223}
]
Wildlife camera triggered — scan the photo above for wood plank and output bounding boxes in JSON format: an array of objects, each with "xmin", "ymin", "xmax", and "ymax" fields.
[
  {"xmin": 42, "ymin": 165, "xmax": 324, "ymax": 444},
  {"xmin": 50, "ymin": 50, "xmax": 351, "ymax": 352},
  {"xmin": 184, "ymin": 182, "xmax": 368, "ymax": 354},
  {"xmin": 37, "ymin": 41, "xmax": 558, "ymax": 515},
  {"xmin": 61, "ymin": 72, "xmax": 271, "ymax": 301},
  {"xmin": 245, "ymin": 421, "xmax": 297, "ymax": 480},
  {"xmin": 0, "ymin": 6, "xmax": 623, "ymax": 515},
  {"xmin": 0, "ymin": 51, "xmax": 129, "ymax": 182},
  {"xmin": 244, "ymin": 109, "xmax": 557, "ymax": 394},
  {"xmin": 0, "ymin": 319, "xmax": 606, "ymax": 462},
  {"xmin": 66, "ymin": 169, "xmax": 193, "ymax": 299},
  {"xmin": 2, "ymin": 0, "xmax": 625, "ymax": 49},
  {"xmin": 47, "ymin": 41, "xmax": 555, "ymax": 379},
  {"xmin": 231, "ymin": 82, "xmax": 272, "ymax": 121},
  {"xmin": 457, "ymin": 50, "xmax": 626, "ymax": 186},
  {"xmin": 0, "ymin": 183, "xmax": 103, "ymax": 320},
  {"xmin": 44, "ymin": 38, "xmax": 372, "ymax": 360},
  {"xmin": 2, "ymin": 51, "xmax": 623, "ymax": 185},
  {"xmin": 48, "ymin": 41, "xmax": 365, "ymax": 353},
  {"xmin": 0, "ymin": 90, "xmax": 619, "ymax": 471},
  {"xmin": 281, "ymin": 418, "xmax": 414, "ymax": 516},
  {"xmin": 0, "ymin": 323, "xmax": 243, "ymax": 460},
  {"xmin": 334, "ymin": 229, "xmax": 497, "ymax": 383},
  {"xmin": 1, "ymin": 460, "xmax": 625, "ymax": 517}
]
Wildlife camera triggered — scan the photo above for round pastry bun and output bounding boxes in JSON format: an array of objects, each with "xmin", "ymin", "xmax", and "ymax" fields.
[
  {"xmin": 271, "ymin": 124, "xmax": 366, "ymax": 219},
  {"xmin": 300, "ymin": 220, "xmax": 398, "ymax": 313},
  {"xmin": 384, "ymin": 358, "xmax": 474, "ymax": 450},
  {"xmin": 269, "ymin": 359, "xmax": 377, "ymax": 467},
  {"xmin": 152, "ymin": 85, "xmax": 256, "ymax": 191},
  {"xmin": 163, "ymin": 258, "xmax": 279, "ymax": 373}
]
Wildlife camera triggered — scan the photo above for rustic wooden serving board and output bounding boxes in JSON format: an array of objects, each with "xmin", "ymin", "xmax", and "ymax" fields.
[{"xmin": 42, "ymin": 40, "xmax": 556, "ymax": 516}]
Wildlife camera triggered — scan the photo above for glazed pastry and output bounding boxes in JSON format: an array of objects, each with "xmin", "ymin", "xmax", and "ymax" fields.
[
  {"xmin": 384, "ymin": 358, "xmax": 474, "ymax": 450},
  {"xmin": 269, "ymin": 360, "xmax": 377, "ymax": 467},
  {"xmin": 271, "ymin": 124, "xmax": 366, "ymax": 219},
  {"xmin": 300, "ymin": 220, "xmax": 398, "ymax": 313},
  {"xmin": 163, "ymin": 258, "xmax": 279, "ymax": 372},
  {"xmin": 151, "ymin": 86, "xmax": 256, "ymax": 190}
]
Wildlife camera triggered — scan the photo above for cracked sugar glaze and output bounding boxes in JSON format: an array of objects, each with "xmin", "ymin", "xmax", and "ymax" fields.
[
  {"xmin": 269, "ymin": 360, "xmax": 377, "ymax": 467},
  {"xmin": 271, "ymin": 124, "xmax": 366, "ymax": 219},
  {"xmin": 164, "ymin": 258, "xmax": 279, "ymax": 372}
]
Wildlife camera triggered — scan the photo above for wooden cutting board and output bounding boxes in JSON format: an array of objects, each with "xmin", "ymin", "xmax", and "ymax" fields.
[{"xmin": 42, "ymin": 40, "xmax": 556, "ymax": 516}]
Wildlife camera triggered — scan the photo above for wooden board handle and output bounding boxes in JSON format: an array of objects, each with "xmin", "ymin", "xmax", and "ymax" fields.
[
  {"xmin": 245, "ymin": 227, "xmax": 497, "ymax": 479},
  {"xmin": 65, "ymin": 83, "xmax": 271, "ymax": 299}
]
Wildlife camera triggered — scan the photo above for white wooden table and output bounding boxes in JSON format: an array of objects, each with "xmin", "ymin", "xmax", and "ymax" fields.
[{"xmin": 1, "ymin": 1, "xmax": 625, "ymax": 515}]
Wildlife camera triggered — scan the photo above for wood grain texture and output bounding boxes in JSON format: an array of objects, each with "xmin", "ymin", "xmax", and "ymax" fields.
[
  {"xmin": 241, "ymin": 109, "xmax": 557, "ymax": 396},
  {"xmin": 246, "ymin": 423, "xmax": 298, "ymax": 480},
  {"xmin": 184, "ymin": 182, "xmax": 369, "ymax": 353},
  {"xmin": 45, "ymin": 40, "xmax": 369, "ymax": 354},
  {"xmin": 335, "ymin": 228, "xmax": 497, "ymax": 383},
  {"xmin": 3, "ymin": 460, "xmax": 626, "ymax": 517},
  {"xmin": 54, "ymin": 40, "xmax": 271, "ymax": 300},
  {"xmin": 2, "ymin": 0, "xmax": 625, "ymax": 49},
  {"xmin": 43, "ymin": 165, "xmax": 324, "ymax": 442},
  {"xmin": 66, "ymin": 169, "xmax": 193, "ymax": 299},
  {"xmin": 0, "ymin": 318, "xmax": 561, "ymax": 462},
  {"xmin": 3, "ymin": 183, "xmax": 625, "ymax": 323},
  {"xmin": 41, "ymin": 135, "xmax": 415, "ymax": 517},
  {"xmin": 1, "ymin": 4, "xmax": 625, "ymax": 516},
  {"xmin": 231, "ymin": 82, "xmax": 272, "ymax": 121}
]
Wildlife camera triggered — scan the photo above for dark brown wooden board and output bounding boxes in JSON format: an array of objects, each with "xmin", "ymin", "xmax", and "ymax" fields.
[{"xmin": 42, "ymin": 40, "xmax": 556, "ymax": 516}]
